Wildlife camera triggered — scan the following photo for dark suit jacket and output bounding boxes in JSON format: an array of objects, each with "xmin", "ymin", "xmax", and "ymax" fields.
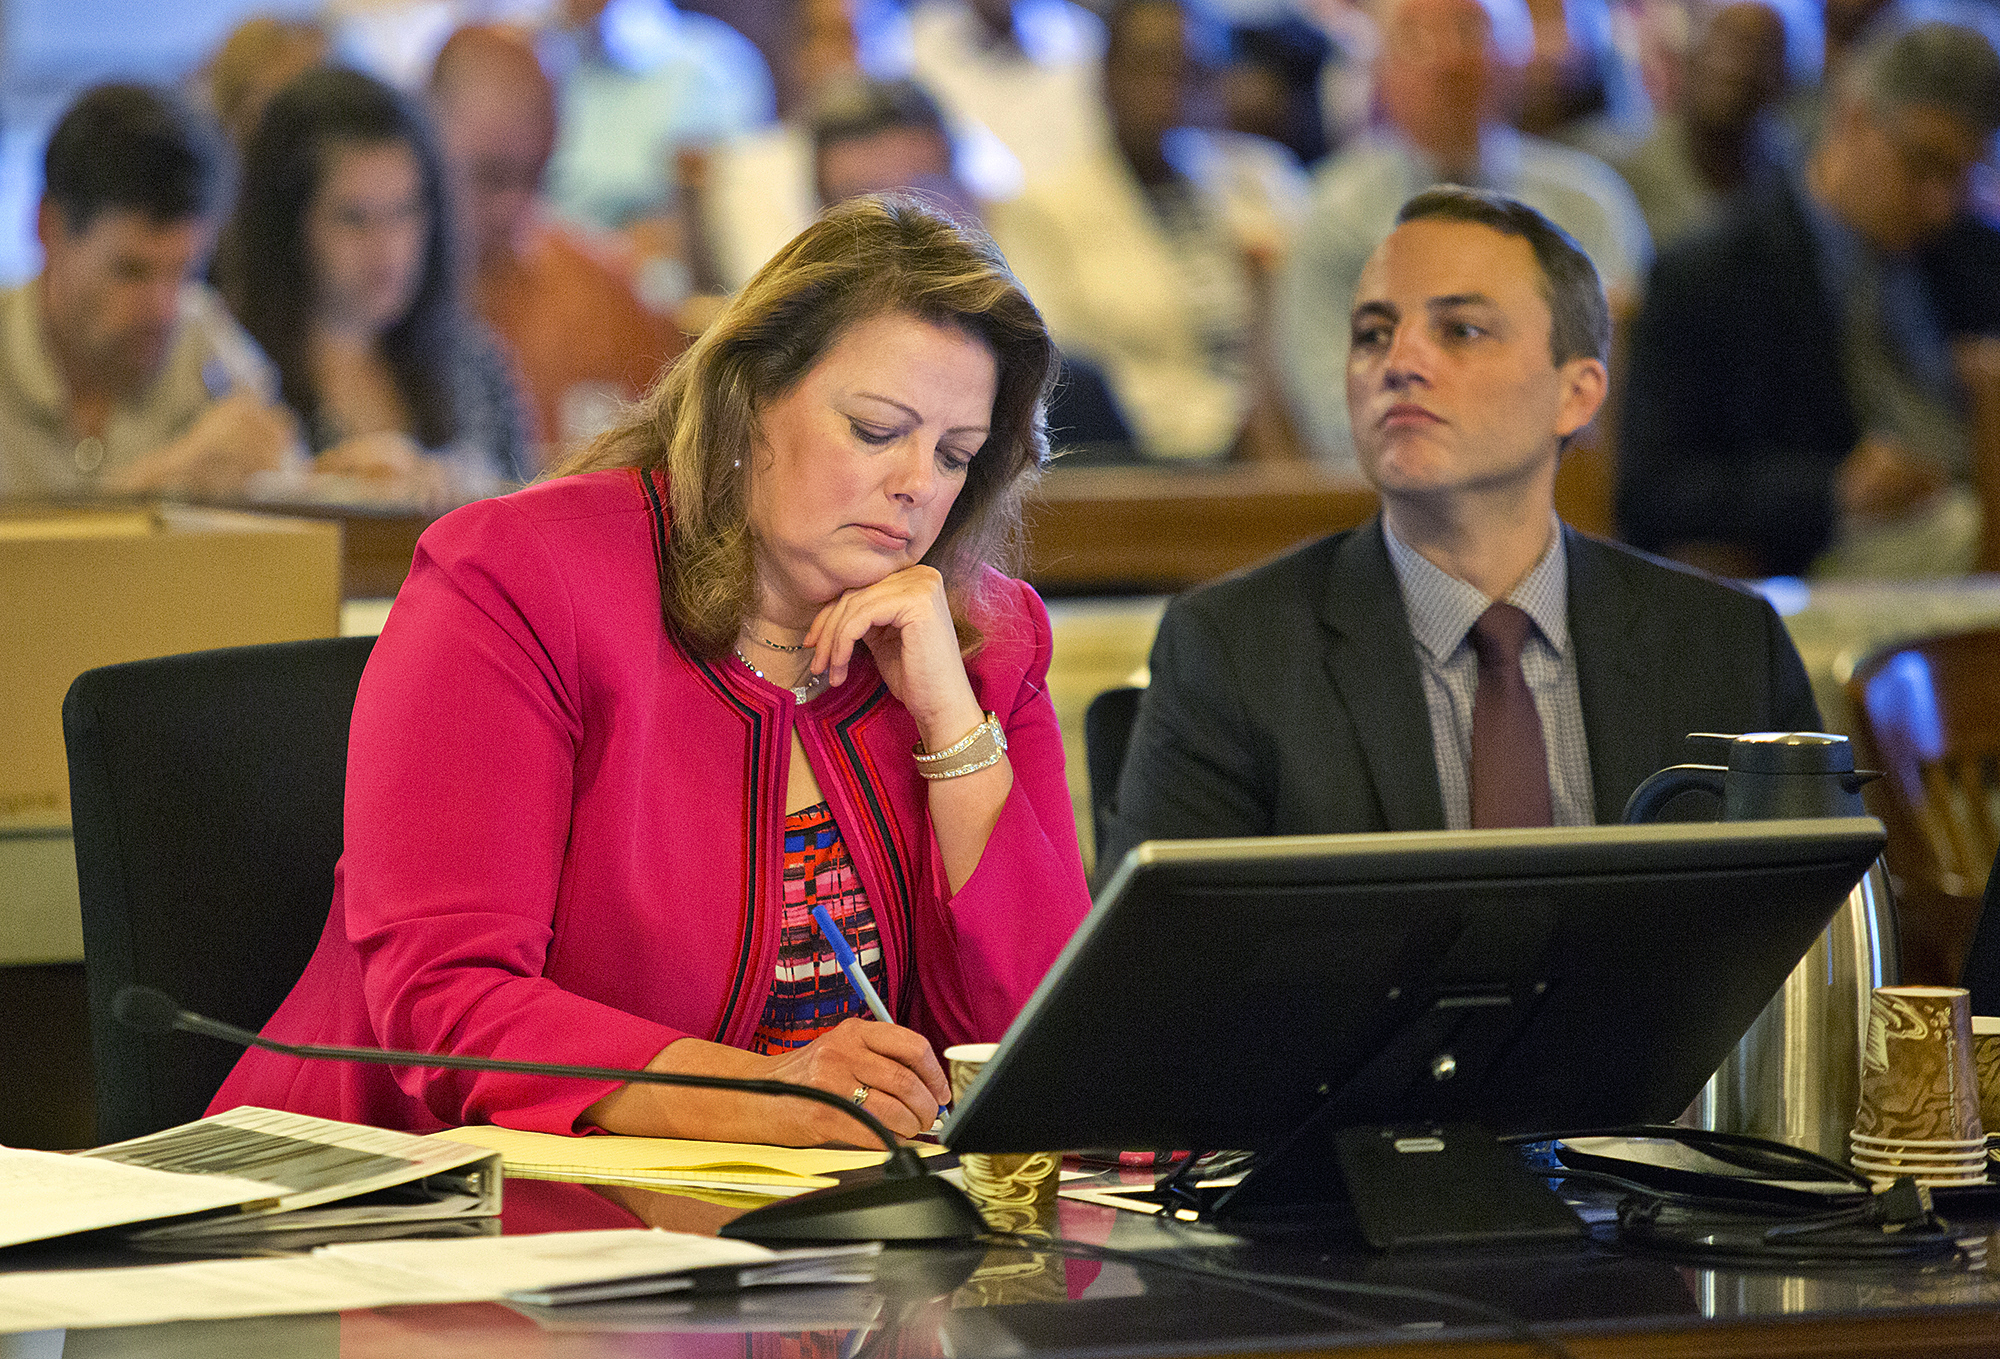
[
  {"xmin": 1619, "ymin": 178, "xmax": 2000, "ymax": 577},
  {"xmin": 1098, "ymin": 520, "xmax": 1822, "ymax": 872}
]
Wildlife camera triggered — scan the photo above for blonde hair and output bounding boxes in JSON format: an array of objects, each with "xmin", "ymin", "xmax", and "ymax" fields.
[
  {"xmin": 202, "ymin": 16, "xmax": 329, "ymax": 146},
  {"xmin": 562, "ymin": 194, "xmax": 1057, "ymax": 657}
]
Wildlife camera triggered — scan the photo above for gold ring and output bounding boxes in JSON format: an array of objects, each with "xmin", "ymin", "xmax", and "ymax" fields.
[{"xmin": 850, "ymin": 1085, "xmax": 870, "ymax": 1106}]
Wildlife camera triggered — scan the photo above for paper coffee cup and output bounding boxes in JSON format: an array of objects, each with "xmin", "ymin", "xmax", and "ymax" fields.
[
  {"xmin": 1973, "ymin": 1017, "xmax": 2000, "ymax": 1137},
  {"xmin": 945, "ymin": 1043, "xmax": 1000, "ymax": 1106},
  {"xmin": 944, "ymin": 1043, "xmax": 1059, "ymax": 1235},
  {"xmin": 1855, "ymin": 986, "xmax": 1983, "ymax": 1146}
]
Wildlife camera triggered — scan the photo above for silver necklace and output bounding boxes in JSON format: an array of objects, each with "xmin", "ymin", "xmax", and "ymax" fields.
[{"xmin": 735, "ymin": 648, "xmax": 826, "ymax": 703}]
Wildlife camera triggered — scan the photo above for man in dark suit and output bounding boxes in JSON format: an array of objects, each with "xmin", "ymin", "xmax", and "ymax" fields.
[
  {"xmin": 1618, "ymin": 18, "xmax": 2000, "ymax": 579},
  {"xmin": 1100, "ymin": 186, "xmax": 1820, "ymax": 873}
]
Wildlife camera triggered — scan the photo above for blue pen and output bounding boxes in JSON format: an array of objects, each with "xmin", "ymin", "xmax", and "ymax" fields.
[{"xmin": 811, "ymin": 902, "xmax": 894, "ymax": 1024}]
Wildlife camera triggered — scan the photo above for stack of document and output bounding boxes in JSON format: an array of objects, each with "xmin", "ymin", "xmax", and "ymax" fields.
[
  {"xmin": 1, "ymin": 1107, "xmax": 498, "ymax": 1248},
  {"xmin": 0, "ymin": 1229, "xmax": 880, "ymax": 1331},
  {"xmin": 432, "ymin": 1125, "xmax": 943, "ymax": 1197},
  {"xmin": 0, "ymin": 1111, "xmax": 893, "ymax": 1332}
]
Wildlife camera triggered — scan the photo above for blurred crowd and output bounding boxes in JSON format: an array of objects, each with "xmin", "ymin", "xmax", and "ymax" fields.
[{"xmin": 3, "ymin": 0, "xmax": 1998, "ymax": 579}]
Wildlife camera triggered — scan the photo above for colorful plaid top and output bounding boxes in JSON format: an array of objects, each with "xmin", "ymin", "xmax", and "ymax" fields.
[{"xmin": 750, "ymin": 803, "xmax": 889, "ymax": 1053}]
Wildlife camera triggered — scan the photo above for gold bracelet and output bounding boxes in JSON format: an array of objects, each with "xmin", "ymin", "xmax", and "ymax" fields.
[
  {"xmin": 918, "ymin": 746, "xmax": 1005, "ymax": 780},
  {"xmin": 913, "ymin": 711, "xmax": 1007, "ymax": 780},
  {"xmin": 913, "ymin": 711, "xmax": 1001, "ymax": 762}
]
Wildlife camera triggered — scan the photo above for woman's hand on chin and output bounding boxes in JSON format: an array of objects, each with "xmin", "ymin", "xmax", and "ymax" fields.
[
  {"xmin": 804, "ymin": 565, "xmax": 982, "ymax": 746},
  {"xmin": 585, "ymin": 1021, "xmax": 951, "ymax": 1146}
]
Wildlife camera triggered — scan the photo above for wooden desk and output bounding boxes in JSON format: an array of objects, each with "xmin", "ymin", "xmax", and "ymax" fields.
[
  {"xmin": 296, "ymin": 466, "xmax": 1365, "ymax": 604},
  {"xmin": 284, "ymin": 471, "xmax": 1363, "ymax": 606},
  {"xmin": 1022, "ymin": 464, "xmax": 1378, "ymax": 594},
  {"xmin": 279, "ymin": 450, "xmax": 1605, "ymax": 603},
  {"xmin": 253, "ymin": 502, "xmax": 436, "ymax": 601},
  {"xmin": 316, "ymin": 470, "xmax": 1377, "ymax": 602},
  {"xmin": 1020, "ymin": 436, "xmax": 1619, "ymax": 597}
]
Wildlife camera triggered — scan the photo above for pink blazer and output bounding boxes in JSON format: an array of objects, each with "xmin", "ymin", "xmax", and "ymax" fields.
[{"xmin": 209, "ymin": 468, "xmax": 1091, "ymax": 1133}]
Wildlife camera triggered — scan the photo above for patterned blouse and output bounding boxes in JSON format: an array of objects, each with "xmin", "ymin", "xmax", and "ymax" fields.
[{"xmin": 750, "ymin": 802, "xmax": 889, "ymax": 1053}]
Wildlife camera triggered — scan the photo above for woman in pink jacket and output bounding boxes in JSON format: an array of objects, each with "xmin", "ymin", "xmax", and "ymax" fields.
[{"xmin": 210, "ymin": 195, "xmax": 1092, "ymax": 1145}]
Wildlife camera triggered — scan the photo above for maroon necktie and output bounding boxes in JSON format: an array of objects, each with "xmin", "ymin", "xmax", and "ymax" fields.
[{"xmin": 1468, "ymin": 603, "xmax": 1554, "ymax": 829}]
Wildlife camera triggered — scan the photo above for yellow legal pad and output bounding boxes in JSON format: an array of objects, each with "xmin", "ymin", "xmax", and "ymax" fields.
[{"xmin": 428, "ymin": 1126, "xmax": 943, "ymax": 1198}]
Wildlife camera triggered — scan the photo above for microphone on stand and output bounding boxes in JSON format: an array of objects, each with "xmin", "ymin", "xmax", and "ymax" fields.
[{"xmin": 112, "ymin": 985, "xmax": 986, "ymax": 1245}]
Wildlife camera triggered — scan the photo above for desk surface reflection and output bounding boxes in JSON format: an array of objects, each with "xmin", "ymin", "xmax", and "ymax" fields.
[{"xmin": 17, "ymin": 1170, "xmax": 2000, "ymax": 1359}]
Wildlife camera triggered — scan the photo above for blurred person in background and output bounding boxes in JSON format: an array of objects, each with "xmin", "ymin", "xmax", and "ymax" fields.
[
  {"xmin": 699, "ymin": 0, "xmax": 1023, "ymax": 292},
  {"xmin": 810, "ymin": 76, "xmax": 980, "ymax": 211},
  {"xmin": 1293, "ymin": 0, "xmax": 1644, "ymax": 155},
  {"xmin": 541, "ymin": 0, "xmax": 774, "ymax": 236},
  {"xmin": 1515, "ymin": 0, "xmax": 1651, "ymax": 147},
  {"xmin": 430, "ymin": 23, "xmax": 685, "ymax": 469},
  {"xmin": 804, "ymin": 74, "xmax": 1140, "ymax": 455},
  {"xmin": 1784, "ymin": 0, "xmax": 1900, "ymax": 144},
  {"xmin": 0, "ymin": 83, "xmax": 295, "ymax": 500},
  {"xmin": 1275, "ymin": 0, "xmax": 1650, "ymax": 466},
  {"xmin": 1620, "ymin": 17, "xmax": 2000, "ymax": 578},
  {"xmin": 991, "ymin": 0, "xmax": 1307, "ymax": 462},
  {"xmin": 200, "ymin": 14, "xmax": 331, "ymax": 148},
  {"xmin": 1613, "ymin": 0, "xmax": 1803, "ymax": 248},
  {"xmin": 1304, "ymin": 0, "xmax": 1382, "ymax": 155},
  {"xmin": 219, "ymin": 67, "xmax": 530, "ymax": 510},
  {"xmin": 536, "ymin": 0, "xmax": 775, "ymax": 325},
  {"xmin": 903, "ymin": 0, "xmax": 1106, "ymax": 191},
  {"xmin": 1219, "ymin": 17, "xmax": 1335, "ymax": 166},
  {"xmin": 699, "ymin": 0, "xmax": 869, "ymax": 291},
  {"xmin": 1784, "ymin": 0, "xmax": 1999, "ymax": 223}
]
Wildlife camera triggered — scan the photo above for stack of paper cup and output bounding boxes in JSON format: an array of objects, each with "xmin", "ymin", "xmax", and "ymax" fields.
[
  {"xmin": 1974, "ymin": 1016, "xmax": 2000, "ymax": 1169},
  {"xmin": 1850, "ymin": 986, "xmax": 1988, "ymax": 1188},
  {"xmin": 1849, "ymin": 1134, "xmax": 1990, "ymax": 1185}
]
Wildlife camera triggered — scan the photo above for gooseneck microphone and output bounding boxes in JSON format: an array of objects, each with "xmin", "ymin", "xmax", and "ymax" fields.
[
  {"xmin": 113, "ymin": 985, "xmax": 985, "ymax": 1244},
  {"xmin": 112, "ymin": 985, "xmax": 913, "ymax": 1156}
]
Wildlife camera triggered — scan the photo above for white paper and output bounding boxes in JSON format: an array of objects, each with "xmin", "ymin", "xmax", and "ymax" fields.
[
  {"xmin": 321, "ymin": 1228, "xmax": 788, "ymax": 1293},
  {"xmin": 0, "ymin": 1147, "xmax": 280, "ymax": 1250},
  {"xmin": 0, "ymin": 1253, "xmax": 479, "ymax": 1333},
  {"xmin": 0, "ymin": 1228, "xmax": 880, "ymax": 1332}
]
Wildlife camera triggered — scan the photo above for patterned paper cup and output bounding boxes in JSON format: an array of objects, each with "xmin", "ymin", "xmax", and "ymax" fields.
[
  {"xmin": 1974, "ymin": 1017, "xmax": 2000, "ymax": 1135},
  {"xmin": 945, "ymin": 1043, "xmax": 1060, "ymax": 1235},
  {"xmin": 1854, "ymin": 986, "xmax": 1984, "ymax": 1145},
  {"xmin": 945, "ymin": 1043, "xmax": 1001, "ymax": 1105}
]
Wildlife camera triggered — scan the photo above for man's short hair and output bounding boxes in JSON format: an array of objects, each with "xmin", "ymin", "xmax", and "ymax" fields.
[
  {"xmin": 1395, "ymin": 185, "xmax": 1611, "ymax": 366},
  {"xmin": 808, "ymin": 75, "xmax": 951, "ymax": 159},
  {"xmin": 1841, "ymin": 16, "xmax": 2000, "ymax": 142},
  {"xmin": 43, "ymin": 83, "xmax": 228, "ymax": 235}
]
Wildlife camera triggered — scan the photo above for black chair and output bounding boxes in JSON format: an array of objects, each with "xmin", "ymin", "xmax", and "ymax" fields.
[
  {"xmin": 1083, "ymin": 685, "xmax": 1144, "ymax": 879},
  {"xmin": 63, "ymin": 635, "xmax": 375, "ymax": 1142}
]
